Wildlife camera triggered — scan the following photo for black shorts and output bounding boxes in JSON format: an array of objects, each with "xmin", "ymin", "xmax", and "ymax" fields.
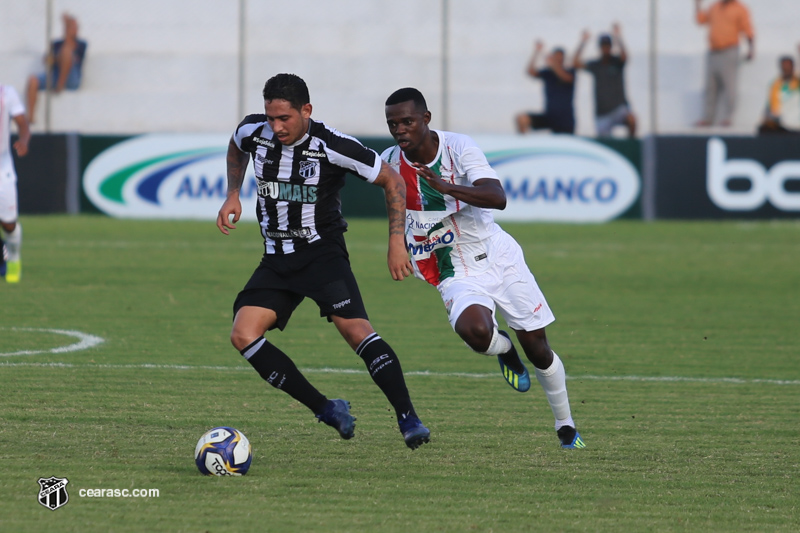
[
  {"xmin": 232, "ymin": 233, "xmax": 369, "ymax": 331},
  {"xmin": 527, "ymin": 113, "xmax": 575, "ymax": 134}
]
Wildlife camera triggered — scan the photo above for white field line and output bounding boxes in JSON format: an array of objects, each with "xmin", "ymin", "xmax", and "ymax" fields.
[
  {"xmin": 0, "ymin": 361, "xmax": 797, "ymax": 386},
  {"xmin": 0, "ymin": 328, "xmax": 105, "ymax": 357}
]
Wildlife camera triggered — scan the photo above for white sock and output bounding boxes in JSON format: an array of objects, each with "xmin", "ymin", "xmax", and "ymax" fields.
[
  {"xmin": 534, "ymin": 352, "xmax": 574, "ymax": 429},
  {"xmin": 2, "ymin": 224, "xmax": 21, "ymax": 261},
  {"xmin": 477, "ymin": 328, "xmax": 512, "ymax": 355}
]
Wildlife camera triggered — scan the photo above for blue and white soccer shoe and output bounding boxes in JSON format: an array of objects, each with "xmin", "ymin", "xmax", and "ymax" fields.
[
  {"xmin": 497, "ymin": 331, "xmax": 531, "ymax": 392},
  {"xmin": 557, "ymin": 426, "xmax": 586, "ymax": 449}
]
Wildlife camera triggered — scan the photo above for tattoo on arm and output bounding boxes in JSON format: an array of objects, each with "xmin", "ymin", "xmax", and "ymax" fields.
[
  {"xmin": 377, "ymin": 162, "xmax": 406, "ymax": 237},
  {"xmin": 226, "ymin": 140, "xmax": 249, "ymax": 194},
  {"xmin": 385, "ymin": 181, "xmax": 406, "ymax": 237}
]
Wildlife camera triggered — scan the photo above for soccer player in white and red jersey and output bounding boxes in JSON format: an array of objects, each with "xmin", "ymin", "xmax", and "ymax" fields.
[
  {"xmin": 382, "ymin": 88, "xmax": 584, "ymax": 449},
  {"xmin": 0, "ymin": 83, "xmax": 30, "ymax": 283}
]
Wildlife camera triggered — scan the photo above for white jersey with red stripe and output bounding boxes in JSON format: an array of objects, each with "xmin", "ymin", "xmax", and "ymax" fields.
[{"xmin": 381, "ymin": 130, "xmax": 503, "ymax": 286}]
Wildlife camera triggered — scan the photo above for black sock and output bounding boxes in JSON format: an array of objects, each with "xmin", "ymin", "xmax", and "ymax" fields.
[
  {"xmin": 356, "ymin": 333, "xmax": 416, "ymax": 421},
  {"xmin": 240, "ymin": 338, "xmax": 328, "ymax": 414}
]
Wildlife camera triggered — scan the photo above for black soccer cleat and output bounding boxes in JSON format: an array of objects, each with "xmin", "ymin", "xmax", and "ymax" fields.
[
  {"xmin": 316, "ymin": 399, "xmax": 356, "ymax": 439},
  {"xmin": 399, "ymin": 414, "xmax": 430, "ymax": 450}
]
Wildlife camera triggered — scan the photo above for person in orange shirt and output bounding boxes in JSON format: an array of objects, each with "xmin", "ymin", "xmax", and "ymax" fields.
[{"xmin": 695, "ymin": 0, "xmax": 755, "ymax": 127}]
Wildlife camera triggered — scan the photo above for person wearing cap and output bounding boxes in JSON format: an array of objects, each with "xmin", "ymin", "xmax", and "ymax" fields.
[
  {"xmin": 695, "ymin": 0, "xmax": 755, "ymax": 127},
  {"xmin": 515, "ymin": 40, "xmax": 577, "ymax": 135},
  {"xmin": 757, "ymin": 46, "xmax": 800, "ymax": 135},
  {"xmin": 574, "ymin": 24, "xmax": 636, "ymax": 138}
]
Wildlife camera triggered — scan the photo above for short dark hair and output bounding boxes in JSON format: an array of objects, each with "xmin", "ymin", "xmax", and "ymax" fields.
[
  {"xmin": 779, "ymin": 55, "xmax": 795, "ymax": 66},
  {"xmin": 385, "ymin": 87, "xmax": 428, "ymax": 113},
  {"xmin": 262, "ymin": 73, "xmax": 310, "ymax": 110}
]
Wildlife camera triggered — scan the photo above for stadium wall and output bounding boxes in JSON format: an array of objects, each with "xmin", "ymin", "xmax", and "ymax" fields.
[{"xmin": 1, "ymin": 0, "xmax": 798, "ymax": 137}]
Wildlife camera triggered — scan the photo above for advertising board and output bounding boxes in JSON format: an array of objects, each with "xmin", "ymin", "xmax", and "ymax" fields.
[{"xmin": 652, "ymin": 136, "xmax": 800, "ymax": 219}]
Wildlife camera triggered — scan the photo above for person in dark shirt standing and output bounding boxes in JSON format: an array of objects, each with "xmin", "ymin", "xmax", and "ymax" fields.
[
  {"xmin": 575, "ymin": 24, "xmax": 637, "ymax": 138},
  {"xmin": 217, "ymin": 73, "xmax": 430, "ymax": 449},
  {"xmin": 515, "ymin": 41, "xmax": 576, "ymax": 134}
]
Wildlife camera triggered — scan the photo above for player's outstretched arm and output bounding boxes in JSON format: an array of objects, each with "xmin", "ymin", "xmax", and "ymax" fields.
[
  {"xmin": 574, "ymin": 30, "xmax": 590, "ymax": 69},
  {"xmin": 373, "ymin": 161, "xmax": 412, "ymax": 281},
  {"xmin": 613, "ymin": 23, "xmax": 628, "ymax": 63},
  {"xmin": 217, "ymin": 138, "xmax": 249, "ymax": 235},
  {"xmin": 527, "ymin": 40, "xmax": 545, "ymax": 78},
  {"xmin": 412, "ymin": 163, "xmax": 507, "ymax": 210}
]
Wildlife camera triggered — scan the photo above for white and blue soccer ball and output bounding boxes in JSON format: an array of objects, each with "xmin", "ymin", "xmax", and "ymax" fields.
[{"xmin": 194, "ymin": 427, "xmax": 252, "ymax": 476}]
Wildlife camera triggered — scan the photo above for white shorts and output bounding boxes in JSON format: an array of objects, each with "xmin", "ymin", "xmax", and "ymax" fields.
[
  {"xmin": 437, "ymin": 230, "xmax": 555, "ymax": 332},
  {"xmin": 0, "ymin": 160, "xmax": 19, "ymax": 223}
]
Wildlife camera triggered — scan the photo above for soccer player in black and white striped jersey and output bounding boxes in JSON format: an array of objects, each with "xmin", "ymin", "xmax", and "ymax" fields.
[{"xmin": 216, "ymin": 74, "xmax": 429, "ymax": 449}]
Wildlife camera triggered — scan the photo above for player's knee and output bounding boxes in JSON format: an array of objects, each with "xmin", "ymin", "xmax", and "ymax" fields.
[
  {"xmin": 230, "ymin": 327, "xmax": 257, "ymax": 352},
  {"xmin": 457, "ymin": 322, "xmax": 493, "ymax": 353}
]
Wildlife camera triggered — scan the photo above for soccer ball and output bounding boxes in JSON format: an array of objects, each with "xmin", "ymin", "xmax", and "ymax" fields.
[{"xmin": 194, "ymin": 427, "xmax": 252, "ymax": 476}]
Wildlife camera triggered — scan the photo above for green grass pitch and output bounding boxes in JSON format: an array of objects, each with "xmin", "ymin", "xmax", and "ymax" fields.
[{"xmin": 1, "ymin": 215, "xmax": 798, "ymax": 532}]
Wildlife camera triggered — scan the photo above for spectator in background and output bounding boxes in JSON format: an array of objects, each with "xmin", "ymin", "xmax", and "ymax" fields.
[
  {"xmin": 25, "ymin": 13, "xmax": 87, "ymax": 124},
  {"xmin": 515, "ymin": 41, "xmax": 576, "ymax": 134},
  {"xmin": 574, "ymin": 24, "xmax": 636, "ymax": 138},
  {"xmin": 758, "ymin": 49, "xmax": 800, "ymax": 135},
  {"xmin": 694, "ymin": 0, "xmax": 754, "ymax": 127}
]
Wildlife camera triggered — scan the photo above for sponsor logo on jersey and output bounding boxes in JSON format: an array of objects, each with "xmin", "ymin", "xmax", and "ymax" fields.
[
  {"xmin": 474, "ymin": 135, "xmax": 640, "ymax": 222},
  {"xmin": 301, "ymin": 149, "xmax": 327, "ymax": 159},
  {"xmin": 406, "ymin": 212, "xmax": 445, "ymax": 231},
  {"xmin": 83, "ymin": 134, "xmax": 259, "ymax": 220},
  {"xmin": 265, "ymin": 227, "xmax": 312, "ymax": 239},
  {"xmin": 257, "ymin": 179, "xmax": 318, "ymax": 203},
  {"xmin": 407, "ymin": 230, "xmax": 455, "ymax": 255},
  {"xmin": 253, "ymin": 136, "xmax": 275, "ymax": 148}
]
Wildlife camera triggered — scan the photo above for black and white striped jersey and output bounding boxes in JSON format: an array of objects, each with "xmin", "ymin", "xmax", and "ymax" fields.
[{"xmin": 232, "ymin": 115, "xmax": 382, "ymax": 255}]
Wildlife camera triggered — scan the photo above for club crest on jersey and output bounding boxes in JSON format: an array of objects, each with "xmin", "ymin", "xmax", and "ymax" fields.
[{"xmin": 299, "ymin": 160, "xmax": 317, "ymax": 179}]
